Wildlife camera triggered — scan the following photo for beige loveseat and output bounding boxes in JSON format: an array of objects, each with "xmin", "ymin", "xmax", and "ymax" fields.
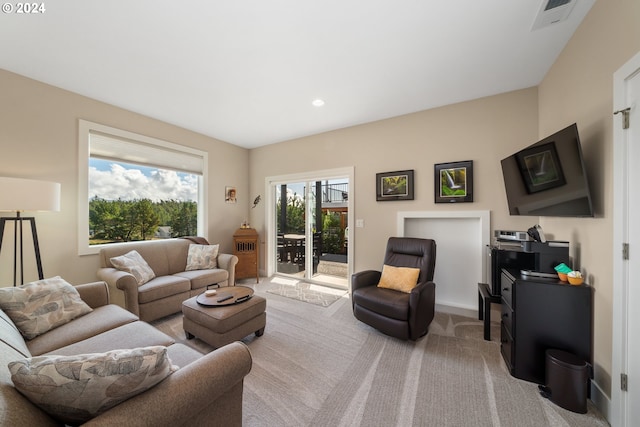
[
  {"xmin": 0, "ymin": 281, "xmax": 252, "ymax": 426},
  {"xmin": 97, "ymin": 237, "xmax": 238, "ymax": 322}
]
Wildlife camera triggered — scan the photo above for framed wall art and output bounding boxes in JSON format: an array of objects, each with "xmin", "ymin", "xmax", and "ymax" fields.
[
  {"xmin": 225, "ymin": 186, "xmax": 237, "ymax": 203},
  {"xmin": 434, "ymin": 161, "xmax": 473, "ymax": 203},
  {"xmin": 376, "ymin": 170, "xmax": 414, "ymax": 201},
  {"xmin": 515, "ymin": 142, "xmax": 566, "ymax": 194}
]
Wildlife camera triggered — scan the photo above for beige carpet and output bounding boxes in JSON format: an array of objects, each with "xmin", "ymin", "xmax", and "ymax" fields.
[{"xmin": 152, "ymin": 278, "xmax": 609, "ymax": 427}]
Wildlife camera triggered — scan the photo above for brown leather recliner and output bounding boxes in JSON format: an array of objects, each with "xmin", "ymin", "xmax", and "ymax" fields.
[{"xmin": 351, "ymin": 237, "xmax": 436, "ymax": 340}]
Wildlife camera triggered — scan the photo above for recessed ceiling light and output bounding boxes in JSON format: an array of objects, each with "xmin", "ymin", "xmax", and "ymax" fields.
[{"xmin": 312, "ymin": 99, "xmax": 325, "ymax": 107}]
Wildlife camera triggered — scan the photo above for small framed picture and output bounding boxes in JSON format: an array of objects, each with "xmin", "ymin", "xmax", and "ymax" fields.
[
  {"xmin": 225, "ymin": 186, "xmax": 237, "ymax": 203},
  {"xmin": 434, "ymin": 161, "xmax": 473, "ymax": 203},
  {"xmin": 515, "ymin": 142, "xmax": 566, "ymax": 193},
  {"xmin": 376, "ymin": 170, "xmax": 414, "ymax": 201}
]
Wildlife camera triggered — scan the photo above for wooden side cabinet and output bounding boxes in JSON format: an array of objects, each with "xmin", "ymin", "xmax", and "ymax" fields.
[
  {"xmin": 233, "ymin": 228, "xmax": 259, "ymax": 283},
  {"xmin": 500, "ymin": 268, "xmax": 593, "ymax": 385}
]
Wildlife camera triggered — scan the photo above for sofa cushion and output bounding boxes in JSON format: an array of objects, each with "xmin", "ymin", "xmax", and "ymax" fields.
[
  {"xmin": 0, "ymin": 309, "xmax": 31, "ymax": 358},
  {"xmin": 377, "ymin": 265, "xmax": 420, "ymax": 293},
  {"xmin": 9, "ymin": 346, "xmax": 177, "ymax": 425},
  {"xmin": 164, "ymin": 239, "xmax": 193, "ymax": 274},
  {"xmin": 186, "ymin": 244, "xmax": 219, "ymax": 270},
  {"xmin": 27, "ymin": 305, "xmax": 139, "ymax": 357},
  {"xmin": 110, "ymin": 250, "xmax": 156, "ymax": 286},
  {"xmin": 0, "ymin": 340, "xmax": 58, "ymax": 426},
  {"xmin": 173, "ymin": 269, "xmax": 229, "ymax": 290},
  {"xmin": 352, "ymin": 286, "xmax": 410, "ymax": 321},
  {"xmin": 137, "ymin": 275, "xmax": 191, "ymax": 304},
  {"xmin": 48, "ymin": 321, "xmax": 175, "ymax": 356},
  {"xmin": 0, "ymin": 277, "xmax": 93, "ymax": 340},
  {"xmin": 165, "ymin": 343, "xmax": 204, "ymax": 368}
]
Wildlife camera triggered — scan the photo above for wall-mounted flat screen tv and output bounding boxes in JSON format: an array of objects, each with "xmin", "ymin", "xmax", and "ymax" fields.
[{"xmin": 500, "ymin": 123, "xmax": 594, "ymax": 217}]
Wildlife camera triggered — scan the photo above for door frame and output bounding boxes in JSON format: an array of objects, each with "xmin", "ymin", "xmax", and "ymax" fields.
[
  {"xmin": 264, "ymin": 166, "xmax": 355, "ymax": 285},
  {"xmin": 612, "ymin": 50, "xmax": 640, "ymax": 427}
]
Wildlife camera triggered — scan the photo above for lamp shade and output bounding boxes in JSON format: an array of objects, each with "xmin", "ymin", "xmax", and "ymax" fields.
[{"xmin": 0, "ymin": 177, "xmax": 61, "ymax": 212}]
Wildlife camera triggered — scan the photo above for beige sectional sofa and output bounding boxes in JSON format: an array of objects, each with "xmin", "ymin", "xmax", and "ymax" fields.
[
  {"xmin": 97, "ymin": 237, "xmax": 238, "ymax": 322},
  {"xmin": 0, "ymin": 281, "xmax": 252, "ymax": 426}
]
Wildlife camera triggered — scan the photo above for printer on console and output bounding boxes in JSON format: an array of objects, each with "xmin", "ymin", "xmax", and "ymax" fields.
[{"xmin": 487, "ymin": 226, "xmax": 570, "ymax": 296}]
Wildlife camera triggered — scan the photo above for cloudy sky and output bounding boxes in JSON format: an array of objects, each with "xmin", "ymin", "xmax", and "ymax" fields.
[{"xmin": 89, "ymin": 159, "xmax": 198, "ymax": 202}]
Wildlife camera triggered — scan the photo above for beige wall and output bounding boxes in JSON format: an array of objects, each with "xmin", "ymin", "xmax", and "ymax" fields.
[
  {"xmin": 249, "ymin": 87, "xmax": 539, "ymax": 272},
  {"xmin": 537, "ymin": 0, "xmax": 640, "ymax": 399},
  {"xmin": 0, "ymin": 70, "xmax": 249, "ymax": 290}
]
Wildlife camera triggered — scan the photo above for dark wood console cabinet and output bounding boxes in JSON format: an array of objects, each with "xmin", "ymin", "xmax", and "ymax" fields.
[{"xmin": 500, "ymin": 268, "xmax": 593, "ymax": 384}]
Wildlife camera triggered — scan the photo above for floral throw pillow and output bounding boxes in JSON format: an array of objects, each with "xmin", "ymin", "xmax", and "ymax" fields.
[
  {"xmin": 109, "ymin": 250, "xmax": 155, "ymax": 286},
  {"xmin": 9, "ymin": 346, "xmax": 178, "ymax": 425},
  {"xmin": 0, "ymin": 276, "xmax": 93, "ymax": 340},
  {"xmin": 185, "ymin": 244, "xmax": 219, "ymax": 270}
]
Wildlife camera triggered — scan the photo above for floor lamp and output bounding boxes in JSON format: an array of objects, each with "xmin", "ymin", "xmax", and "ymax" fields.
[{"xmin": 0, "ymin": 177, "xmax": 61, "ymax": 286}]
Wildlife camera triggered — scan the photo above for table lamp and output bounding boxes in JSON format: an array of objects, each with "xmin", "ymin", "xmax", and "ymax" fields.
[{"xmin": 0, "ymin": 177, "xmax": 61, "ymax": 286}]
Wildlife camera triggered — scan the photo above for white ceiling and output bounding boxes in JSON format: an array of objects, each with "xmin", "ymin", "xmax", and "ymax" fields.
[{"xmin": 0, "ymin": 0, "xmax": 595, "ymax": 148}]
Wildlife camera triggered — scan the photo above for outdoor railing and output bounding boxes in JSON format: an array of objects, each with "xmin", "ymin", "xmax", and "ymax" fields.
[{"xmin": 322, "ymin": 182, "xmax": 348, "ymax": 203}]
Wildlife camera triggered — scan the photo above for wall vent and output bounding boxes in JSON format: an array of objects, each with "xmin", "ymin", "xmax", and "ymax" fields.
[{"xmin": 532, "ymin": 0, "xmax": 576, "ymax": 30}]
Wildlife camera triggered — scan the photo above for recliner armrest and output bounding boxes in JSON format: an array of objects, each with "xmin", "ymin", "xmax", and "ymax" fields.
[
  {"xmin": 409, "ymin": 280, "xmax": 436, "ymax": 340},
  {"xmin": 351, "ymin": 270, "xmax": 381, "ymax": 291}
]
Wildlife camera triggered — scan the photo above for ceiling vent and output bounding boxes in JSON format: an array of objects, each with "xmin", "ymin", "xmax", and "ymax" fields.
[{"xmin": 531, "ymin": 0, "xmax": 576, "ymax": 30}]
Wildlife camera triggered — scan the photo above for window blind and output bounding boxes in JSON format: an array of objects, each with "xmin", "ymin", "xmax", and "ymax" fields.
[{"xmin": 89, "ymin": 131, "xmax": 204, "ymax": 175}]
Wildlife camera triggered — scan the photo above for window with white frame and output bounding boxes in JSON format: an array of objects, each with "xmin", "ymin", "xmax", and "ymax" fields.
[{"xmin": 78, "ymin": 120, "xmax": 208, "ymax": 255}]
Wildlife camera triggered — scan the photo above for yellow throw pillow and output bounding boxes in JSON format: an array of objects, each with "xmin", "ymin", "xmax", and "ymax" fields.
[{"xmin": 377, "ymin": 265, "xmax": 421, "ymax": 293}]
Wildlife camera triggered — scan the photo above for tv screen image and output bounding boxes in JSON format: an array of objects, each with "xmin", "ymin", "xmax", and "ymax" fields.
[{"xmin": 501, "ymin": 123, "xmax": 594, "ymax": 217}]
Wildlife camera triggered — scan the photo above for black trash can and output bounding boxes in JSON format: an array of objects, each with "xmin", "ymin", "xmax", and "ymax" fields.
[{"xmin": 539, "ymin": 349, "xmax": 589, "ymax": 413}]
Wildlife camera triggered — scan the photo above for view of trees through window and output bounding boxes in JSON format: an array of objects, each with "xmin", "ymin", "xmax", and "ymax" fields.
[{"xmin": 89, "ymin": 159, "xmax": 199, "ymax": 245}]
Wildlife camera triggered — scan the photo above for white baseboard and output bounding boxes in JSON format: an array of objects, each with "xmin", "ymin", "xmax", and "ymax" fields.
[
  {"xmin": 590, "ymin": 379, "xmax": 611, "ymax": 423},
  {"xmin": 436, "ymin": 303, "xmax": 476, "ymax": 318}
]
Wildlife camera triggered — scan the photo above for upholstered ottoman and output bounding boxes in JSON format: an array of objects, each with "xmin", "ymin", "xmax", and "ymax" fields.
[{"xmin": 182, "ymin": 290, "xmax": 266, "ymax": 348}]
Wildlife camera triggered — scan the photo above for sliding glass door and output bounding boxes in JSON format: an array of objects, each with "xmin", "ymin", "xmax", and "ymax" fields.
[
  {"xmin": 272, "ymin": 175, "xmax": 350, "ymax": 289},
  {"xmin": 276, "ymin": 181, "xmax": 308, "ymax": 277}
]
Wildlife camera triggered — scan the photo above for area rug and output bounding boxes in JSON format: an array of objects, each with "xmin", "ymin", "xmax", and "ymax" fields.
[{"xmin": 266, "ymin": 279, "xmax": 347, "ymax": 307}]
